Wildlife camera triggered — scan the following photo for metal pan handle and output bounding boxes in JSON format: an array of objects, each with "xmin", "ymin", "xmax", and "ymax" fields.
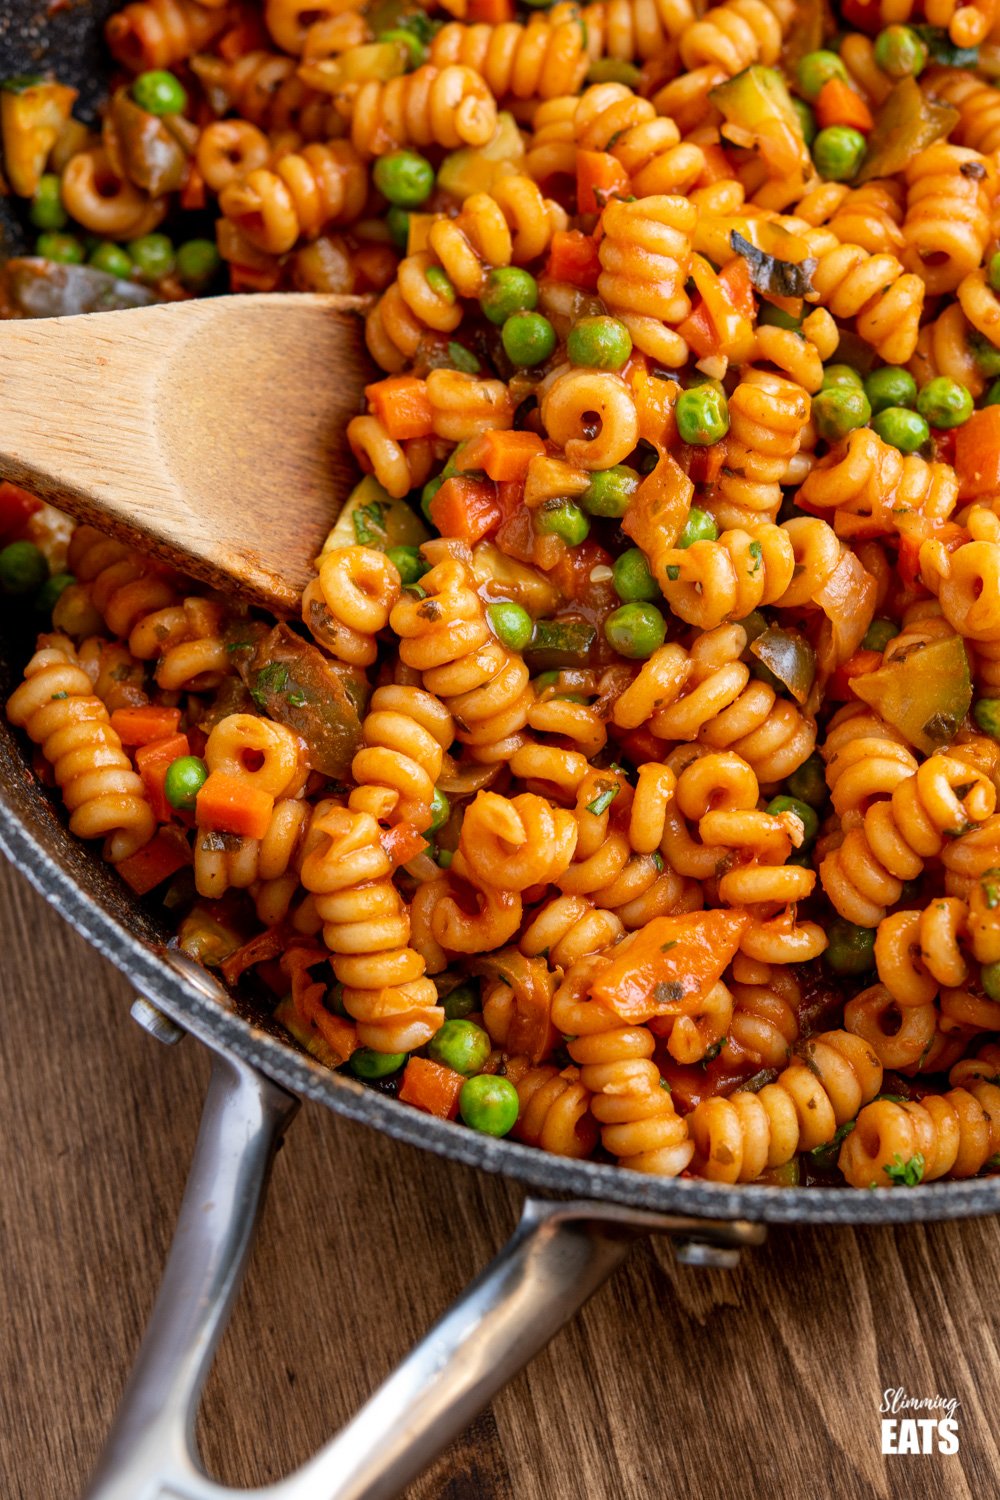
[{"xmin": 82, "ymin": 1011, "xmax": 764, "ymax": 1500}]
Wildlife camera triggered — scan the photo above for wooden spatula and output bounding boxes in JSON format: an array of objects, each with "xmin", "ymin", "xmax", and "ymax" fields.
[{"xmin": 0, "ymin": 293, "xmax": 374, "ymax": 615}]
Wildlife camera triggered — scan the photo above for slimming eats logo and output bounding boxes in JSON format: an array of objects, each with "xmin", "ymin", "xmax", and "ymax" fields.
[{"xmin": 880, "ymin": 1388, "xmax": 960, "ymax": 1454}]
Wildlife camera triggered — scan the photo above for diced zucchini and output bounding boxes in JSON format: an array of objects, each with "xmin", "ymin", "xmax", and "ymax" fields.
[
  {"xmin": 851, "ymin": 635, "xmax": 972, "ymax": 754},
  {"xmin": 319, "ymin": 475, "xmax": 429, "ymax": 558}
]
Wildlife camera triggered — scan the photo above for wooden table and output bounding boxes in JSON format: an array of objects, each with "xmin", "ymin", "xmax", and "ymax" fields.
[{"xmin": 2, "ymin": 855, "xmax": 998, "ymax": 1500}]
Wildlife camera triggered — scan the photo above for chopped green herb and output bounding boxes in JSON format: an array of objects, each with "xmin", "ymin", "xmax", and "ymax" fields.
[
  {"xmin": 250, "ymin": 662, "xmax": 289, "ymax": 708},
  {"xmin": 50, "ymin": 690, "xmax": 68, "ymax": 701},
  {"xmin": 353, "ymin": 500, "xmax": 388, "ymax": 547},
  {"xmin": 700, "ymin": 1036, "xmax": 727, "ymax": 1066},
  {"xmin": 226, "ymin": 640, "xmax": 253, "ymax": 652},
  {"xmin": 748, "ymin": 540, "xmax": 763, "ymax": 574},
  {"xmin": 586, "ymin": 783, "xmax": 619, "ymax": 816},
  {"xmin": 659, "ymin": 1077, "xmax": 672, "ymax": 1091},
  {"xmin": 286, "ymin": 689, "xmax": 307, "ymax": 707},
  {"xmin": 660, "ymin": 939, "xmax": 678, "ymax": 953},
  {"xmin": 884, "ymin": 1152, "xmax": 925, "ymax": 1187},
  {"xmin": 665, "ymin": 564, "xmax": 680, "ymax": 581}
]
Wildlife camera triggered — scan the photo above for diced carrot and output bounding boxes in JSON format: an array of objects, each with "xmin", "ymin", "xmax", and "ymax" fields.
[
  {"xmin": 827, "ymin": 648, "xmax": 884, "ymax": 701},
  {"xmin": 429, "ymin": 475, "xmax": 502, "ymax": 543},
  {"xmin": 677, "ymin": 255, "xmax": 755, "ymax": 359},
  {"xmin": 955, "ymin": 405, "xmax": 1000, "ymax": 499},
  {"xmin": 135, "ymin": 732, "xmax": 190, "ymax": 822},
  {"xmin": 221, "ymin": 926, "xmax": 287, "ymax": 986},
  {"xmin": 461, "ymin": 430, "xmax": 546, "ymax": 483},
  {"xmin": 364, "ymin": 374, "xmax": 434, "ymax": 441},
  {"xmin": 468, "ymin": 0, "xmax": 514, "ymax": 20},
  {"xmin": 677, "ymin": 440, "xmax": 727, "ymax": 485},
  {"xmin": 110, "ymin": 705, "xmax": 182, "ymax": 746},
  {"xmin": 545, "ymin": 229, "xmax": 602, "ymax": 291},
  {"xmin": 180, "ymin": 163, "xmax": 206, "ymax": 211},
  {"xmin": 576, "ymin": 149, "xmax": 632, "ymax": 215},
  {"xmin": 381, "ymin": 822, "xmax": 428, "ymax": 867},
  {"xmin": 398, "ymin": 1057, "xmax": 464, "ymax": 1120},
  {"xmin": 616, "ymin": 726, "xmax": 669, "ymax": 765},
  {"xmin": 590, "ymin": 909, "xmax": 750, "ymax": 1022},
  {"xmin": 815, "ymin": 78, "xmax": 873, "ymax": 132},
  {"xmin": 0, "ymin": 480, "xmax": 42, "ymax": 541},
  {"xmin": 196, "ymin": 771, "xmax": 274, "ymax": 840},
  {"xmin": 549, "ymin": 538, "xmax": 615, "ymax": 603},
  {"xmin": 117, "ymin": 828, "xmax": 191, "ymax": 896},
  {"xmin": 281, "ymin": 945, "xmax": 358, "ymax": 1064}
]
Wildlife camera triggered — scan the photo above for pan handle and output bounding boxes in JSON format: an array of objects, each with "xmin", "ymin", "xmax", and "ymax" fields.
[{"xmin": 81, "ymin": 1015, "xmax": 764, "ymax": 1500}]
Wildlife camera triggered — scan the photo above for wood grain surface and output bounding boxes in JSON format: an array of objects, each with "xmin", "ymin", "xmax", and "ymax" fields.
[
  {"xmin": 2, "ymin": 853, "xmax": 999, "ymax": 1500},
  {"xmin": 0, "ymin": 294, "xmax": 371, "ymax": 613}
]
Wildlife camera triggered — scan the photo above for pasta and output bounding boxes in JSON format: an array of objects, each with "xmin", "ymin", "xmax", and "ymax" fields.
[{"xmin": 7, "ymin": 0, "xmax": 1000, "ymax": 1193}]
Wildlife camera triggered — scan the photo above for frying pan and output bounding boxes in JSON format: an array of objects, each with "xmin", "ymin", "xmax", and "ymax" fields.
[{"xmin": 3, "ymin": 6, "xmax": 1000, "ymax": 1497}]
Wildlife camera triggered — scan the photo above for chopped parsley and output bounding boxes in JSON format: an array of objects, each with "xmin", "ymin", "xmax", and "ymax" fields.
[
  {"xmin": 700, "ymin": 1036, "xmax": 727, "ymax": 1066},
  {"xmin": 353, "ymin": 500, "xmax": 388, "ymax": 548},
  {"xmin": 250, "ymin": 662, "xmax": 288, "ymax": 708},
  {"xmin": 50, "ymin": 690, "xmax": 68, "ymax": 701},
  {"xmin": 884, "ymin": 1152, "xmax": 925, "ymax": 1187},
  {"xmin": 747, "ymin": 540, "xmax": 763, "ymax": 575},
  {"xmin": 660, "ymin": 939, "xmax": 678, "ymax": 953},
  {"xmin": 586, "ymin": 782, "xmax": 619, "ymax": 817},
  {"xmin": 286, "ymin": 689, "xmax": 307, "ymax": 708}
]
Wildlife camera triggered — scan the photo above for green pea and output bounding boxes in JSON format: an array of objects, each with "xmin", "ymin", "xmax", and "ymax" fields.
[
  {"xmin": 605, "ymin": 602, "xmax": 667, "ymax": 659},
  {"xmin": 916, "ymin": 376, "xmax": 974, "ymax": 430},
  {"xmin": 797, "ymin": 49, "xmax": 848, "ymax": 100},
  {"xmin": 758, "ymin": 302, "xmax": 802, "ymax": 330},
  {"xmin": 36, "ymin": 231, "xmax": 84, "ymax": 265},
  {"xmin": 580, "ymin": 464, "xmax": 640, "ymax": 517},
  {"xmin": 825, "ymin": 918, "xmax": 877, "ymax": 976},
  {"xmin": 862, "ymin": 618, "xmax": 899, "ymax": 651},
  {"xmin": 424, "ymin": 265, "xmax": 455, "ymax": 303},
  {"xmin": 677, "ymin": 506, "xmax": 718, "ymax": 548},
  {"xmin": 428, "ymin": 1018, "xmax": 492, "ymax": 1075},
  {"xmin": 613, "ymin": 547, "xmax": 658, "ymax": 602},
  {"xmin": 176, "ymin": 237, "xmax": 221, "ymax": 289},
  {"xmin": 501, "ymin": 310, "xmax": 556, "ymax": 367},
  {"xmin": 812, "ymin": 384, "xmax": 871, "ymax": 442},
  {"xmin": 985, "ymin": 378, "xmax": 1000, "ymax": 408},
  {"xmin": 350, "ymin": 1048, "xmax": 406, "ymax": 1079},
  {"xmin": 982, "ymin": 961, "xmax": 1000, "ymax": 1003},
  {"xmin": 437, "ymin": 848, "xmax": 453, "ymax": 868},
  {"xmin": 421, "ymin": 474, "xmax": 446, "ymax": 522},
  {"xmin": 443, "ymin": 983, "xmax": 478, "ymax": 1020},
  {"xmin": 427, "ymin": 787, "xmax": 450, "ymax": 835},
  {"xmin": 377, "ymin": 27, "xmax": 427, "ymax": 65},
  {"xmin": 88, "ymin": 242, "xmax": 133, "ymax": 278},
  {"xmin": 871, "ymin": 406, "xmax": 929, "ymax": 453},
  {"xmin": 132, "ymin": 69, "xmax": 188, "ymax": 115},
  {"xmin": 0, "ymin": 541, "xmax": 47, "ymax": 596},
  {"xmin": 535, "ymin": 499, "xmax": 590, "ymax": 544},
  {"xmin": 787, "ymin": 752, "xmax": 827, "ymax": 809},
  {"xmin": 974, "ymin": 699, "xmax": 1000, "ymax": 738},
  {"xmin": 459, "ymin": 1073, "xmax": 519, "ymax": 1135},
  {"xmin": 821, "ymin": 363, "xmax": 865, "ymax": 391},
  {"xmin": 766, "ymin": 794, "xmax": 819, "ymax": 848},
  {"xmin": 34, "ymin": 571, "xmax": 74, "ymax": 615},
  {"xmin": 373, "ymin": 149, "xmax": 434, "ymax": 207},
  {"xmin": 386, "ymin": 205, "xmax": 410, "ymax": 251},
  {"xmin": 863, "ymin": 364, "xmax": 917, "ymax": 415},
  {"xmin": 675, "ymin": 384, "xmax": 729, "ymax": 445},
  {"xmin": 873, "ymin": 24, "xmax": 927, "ymax": 78},
  {"xmin": 813, "ymin": 125, "xmax": 866, "ymax": 182},
  {"xmin": 989, "ymin": 253, "xmax": 1000, "ymax": 295},
  {"xmin": 127, "ymin": 233, "xmax": 175, "ymax": 281},
  {"xmin": 164, "ymin": 755, "xmax": 208, "ymax": 811},
  {"xmin": 487, "ymin": 599, "xmax": 533, "ymax": 651},
  {"xmin": 566, "ymin": 314, "xmax": 632, "ymax": 370},
  {"xmin": 793, "ymin": 97, "xmax": 817, "ymax": 147},
  {"xmin": 973, "ymin": 336, "xmax": 1000, "ymax": 378},
  {"xmin": 480, "ymin": 266, "xmax": 538, "ymax": 326},
  {"xmin": 385, "ymin": 544, "xmax": 427, "ymax": 585},
  {"xmin": 326, "ymin": 981, "xmax": 349, "ymax": 1017},
  {"xmin": 29, "ymin": 173, "xmax": 67, "ymax": 231}
]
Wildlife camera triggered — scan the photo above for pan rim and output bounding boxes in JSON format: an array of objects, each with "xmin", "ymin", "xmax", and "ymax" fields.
[{"xmin": 3, "ymin": 781, "xmax": 1000, "ymax": 1228}]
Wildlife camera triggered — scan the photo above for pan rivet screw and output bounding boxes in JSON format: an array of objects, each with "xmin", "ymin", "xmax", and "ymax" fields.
[
  {"xmin": 672, "ymin": 1240, "xmax": 743, "ymax": 1269},
  {"xmin": 130, "ymin": 995, "xmax": 185, "ymax": 1045}
]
